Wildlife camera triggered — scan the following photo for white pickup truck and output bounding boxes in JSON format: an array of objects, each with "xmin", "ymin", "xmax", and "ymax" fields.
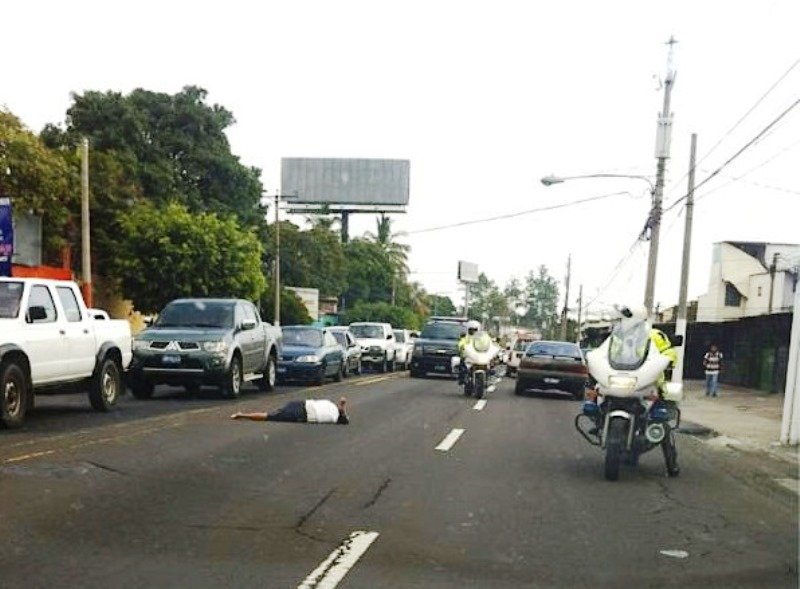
[{"xmin": 0, "ymin": 278, "xmax": 133, "ymax": 428}]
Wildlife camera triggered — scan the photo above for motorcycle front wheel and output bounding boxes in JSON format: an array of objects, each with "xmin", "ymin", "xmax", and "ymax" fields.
[
  {"xmin": 604, "ymin": 418, "xmax": 626, "ymax": 481},
  {"xmin": 474, "ymin": 371, "xmax": 485, "ymax": 399},
  {"xmin": 662, "ymin": 430, "xmax": 680, "ymax": 477}
]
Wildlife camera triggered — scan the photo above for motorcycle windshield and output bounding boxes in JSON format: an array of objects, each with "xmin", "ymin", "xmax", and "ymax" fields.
[
  {"xmin": 471, "ymin": 332, "xmax": 492, "ymax": 353},
  {"xmin": 608, "ymin": 320, "xmax": 650, "ymax": 371}
]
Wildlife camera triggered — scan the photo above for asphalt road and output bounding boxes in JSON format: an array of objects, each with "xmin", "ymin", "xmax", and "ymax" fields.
[{"xmin": 0, "ymin": 372, "xmax": 797, "ymax": 588}]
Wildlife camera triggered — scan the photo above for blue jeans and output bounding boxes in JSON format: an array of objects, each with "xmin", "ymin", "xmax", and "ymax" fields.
[{"xmin": 705, "ymin": 373, "xmax": 719, "ymax": 397}]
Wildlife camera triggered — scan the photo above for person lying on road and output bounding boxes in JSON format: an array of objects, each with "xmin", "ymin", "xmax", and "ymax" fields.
[{"xmin": 231, "ymin": 397, "xmax": 349, "ymax": 425}]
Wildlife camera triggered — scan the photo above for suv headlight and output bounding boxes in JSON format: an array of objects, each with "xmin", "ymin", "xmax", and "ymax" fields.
[
  {"xmin": 296, "ymin": 355, "xmax": 321, "ymax": 363},
  {"xmin": 132, "ymin": 340, "xmax": 150, "ymax": 351},
  {"xmin": 203, "ymin": 341, "xmax": 229, "ymax": 353}
]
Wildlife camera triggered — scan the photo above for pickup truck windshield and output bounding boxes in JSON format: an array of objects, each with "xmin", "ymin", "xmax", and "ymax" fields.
[
  {"xmin": 155, "ymin": 301, "xmax": 235, "ymax": 329},
  {"xmin": 0, "ymin": 282, "xmax": 23, "ymax": 319},
  {"xmin": 283, "ymin": 328, "xmax": 323, "ymax": 347},
  {"xmin": 350, "ymin": 325, "xmax": 384, "ymax": 339},
  {"xmin": 420, "ymin": 322, "xmax": 463, "ymax": 340}
]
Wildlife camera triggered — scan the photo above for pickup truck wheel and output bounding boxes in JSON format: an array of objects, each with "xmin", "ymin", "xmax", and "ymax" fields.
[
  {"xmin": 89, "ymin": 357, "xmax": 122, "ymax": 412},
  {"xmin": 131, "ymin": 379, "xmax": 154, "ymax": 399},
  {"xmin": 1, "ymin": 361, "xmax": 28, "ymax": 429},
  {"xmin": 259, "ymin": 355, "xmax": 277, "ymax": 392},
  {"xmin": 222, "ymin": 356, "xmax": 243, "ymax": 399}
]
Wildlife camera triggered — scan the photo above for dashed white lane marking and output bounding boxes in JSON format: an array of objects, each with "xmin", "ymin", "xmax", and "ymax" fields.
[
  {"xmin": 297, "ymin": 530, "xmax": 380, "ymax": 589},
  {"xmin": 473, "ymin": 399, "xmax": 487, "ymax": 411},
  {"xmin": 774, "ymin": 478, "xmax": 800, "ymax": 496},
  {"xmin": 435, "ymin": 428, "xmax": 465, "ymax": 452}
]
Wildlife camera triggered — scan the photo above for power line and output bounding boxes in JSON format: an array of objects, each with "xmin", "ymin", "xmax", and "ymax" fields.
[
  {"xmin": 405, "ymin": 191, "xmax": 631, "ymax": 235},
  {"xmin": 665, "ymin": 98, "xmax": 800, "ymax": 213},
  {"xmin": 666, "ymin": 55, "xmax": 800, "ymax": 196}
]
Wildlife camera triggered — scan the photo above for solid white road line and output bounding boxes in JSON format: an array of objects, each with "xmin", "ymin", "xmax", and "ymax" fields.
[
  {"xmin": 435, "ymin": 428, "xmax": 465, "ymax": 452},
  {"xmin": 473, "ymin": 399, "xmax": 487, "ymax": 411},
  {"xmin": 297, "ymin": 530, "xmax": 380, "ymax": 589}
]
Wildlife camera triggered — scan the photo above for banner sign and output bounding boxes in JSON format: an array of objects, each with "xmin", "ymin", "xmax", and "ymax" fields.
[{"xmin": 0, "ymin": 197, "xmax": 13, "ymax": 277}]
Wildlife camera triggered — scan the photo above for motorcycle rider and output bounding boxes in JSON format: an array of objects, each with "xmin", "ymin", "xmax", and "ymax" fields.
[{"xmin": 457, "ymin": 320, "xmax": 481, "ymax": 384}]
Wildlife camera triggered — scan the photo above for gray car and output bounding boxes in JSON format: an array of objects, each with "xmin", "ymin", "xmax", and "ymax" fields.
[{"xmin": 329, "ymin": 327, "xmax": 363, "ymax": 377}]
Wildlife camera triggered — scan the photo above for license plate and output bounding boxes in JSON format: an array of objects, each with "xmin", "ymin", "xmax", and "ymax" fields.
[
  {"xmin": 544, "ymin": 377, "xmax": 559, "ymax": 384},
  {"xmin": 434, "ymin": 365, "xmax": 446, "ymax": 372},
  {"xmin": 277, "ymin": 367, "xmax": 287, "ymax": 374},
  {"xmin": 162, "ymin": 355, "xmax": 181, "ymax": 365}
]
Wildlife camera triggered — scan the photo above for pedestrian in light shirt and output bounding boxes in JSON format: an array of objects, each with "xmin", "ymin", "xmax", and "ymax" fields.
[
  {"xmin": 703, "ymin": 344, "xmax": 723, "ymax": 398},
  {"xmin": 231, "ymin": 397, "xmax": 349, "ymax": 424}
]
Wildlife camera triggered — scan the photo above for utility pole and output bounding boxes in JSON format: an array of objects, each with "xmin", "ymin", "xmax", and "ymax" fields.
[
  {"xmin": 780, "ymin": 280, "xmax": 800, "ymax": 445},
  {"xmin": 560, "ymin": 254, "xmax": 572, "ymax": 341},
  {"xmin": 768, "ymin": 252, "xmax": 780, "ymax": 314},
  {"xmin": 273, "ymin": 191, "xmax": 281, "ymax": 326},
  {"xmin": 644, "ymin": 36, "xmax": 677, "ymax": 316},
  {"xmin": 80, "ymin": 137, "xmax": 92, "ymax": 307},
  {"xmin": 575, "ymin": 284, "xmax": 583, "ymax": 344},
  {"xmin": 673, "ymin": 133, "xmax": 697, "ymax": 384}
]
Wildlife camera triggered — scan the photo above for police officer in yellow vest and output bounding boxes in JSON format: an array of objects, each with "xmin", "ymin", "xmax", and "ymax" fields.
[
  {"xmin": 650, "ymin": 327, "xmax": 677, "ymax": 395},
  {"xmin": 457, "ymin": 320, "xmax": 481, "ymax": 384}
]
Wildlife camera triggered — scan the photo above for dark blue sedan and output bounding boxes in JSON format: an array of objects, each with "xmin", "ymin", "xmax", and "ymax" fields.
[{"xmin": 277, "ymin": 326, "xmax": 346, "ymax": 385}]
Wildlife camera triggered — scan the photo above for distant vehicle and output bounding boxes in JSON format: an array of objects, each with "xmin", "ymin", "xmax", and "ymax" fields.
[
  {"xmin": 278, "ymin": 325, "xmax": 345, "ymax": 385},
  {"xmin": 129, "ymin": 298, "xmax": 282, "ymax": 399},
  {"xmin": 328, "ymin": 326, "xmax": 363, "ymax": 377},
  {"xmin": 0, "ymin": 278, "xmax": 132, "ymax": 428},
  {"xmin": 515, "ymin": 340, "xmax": 588, "ymax": 399},
  {"xmin": 506, "ymin": 337, "xmax": 536, "ymax": 377},
  {"xmin": 393, "ymin": 329, "xmax": 415, "ymax": 371},
  {"xmin": 410, "ymin": 319, "xmax": 464, "ymax": 378},
  {"xmin": 349, "ymin": 322, "xmax": 397, "ymax": 373}
]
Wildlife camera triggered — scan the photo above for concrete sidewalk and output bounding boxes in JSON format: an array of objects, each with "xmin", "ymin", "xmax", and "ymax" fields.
[{"xmin": 679, "ymin": 379, "xmax": 798, "ymax": 465}]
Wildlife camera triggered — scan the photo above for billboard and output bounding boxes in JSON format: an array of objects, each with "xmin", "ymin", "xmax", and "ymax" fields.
[
  {"xmin": 458, "ymin": 261, "xmax": 479, "ymax": 284},
  {"xmin": 281, "ymin": 158, "xmax": 409, "ymax": 208}
]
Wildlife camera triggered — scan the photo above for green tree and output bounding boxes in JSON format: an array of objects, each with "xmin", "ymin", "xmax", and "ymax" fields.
[
  {"xmin": 427, "ymin": 294, "xmax": 457, "ymax": 317},
  {"xmin": 109, "ymin": 202, "xmax": 265, "ymax": 313},
  {"xmin": 259, "ymin": 286, "xmax": 312, "ymax": 326},
  {"xmin": 467, "ymin": 273, "xmax": 509, "ymax": 324},
  {"xmin": 523, "ymin": 265, "xmax": 560, "ymax": 337},
  {"xmin": 42, "ymin": 86, "xmax": 265, "ymax": 227},
  {"xmin": 365, "ymin": 213, "xmax": 409, "ymax": 279},
  {"xmin": 0, "ymin": 110, "xmax": 74, "ymax": 263},
  {"xmin": 342, "ymin": 239, "xmax": 395, "ymax": 305},
  {"xmin": 343, "ymin": 301, "xmax": 423, "ymax": 330}
]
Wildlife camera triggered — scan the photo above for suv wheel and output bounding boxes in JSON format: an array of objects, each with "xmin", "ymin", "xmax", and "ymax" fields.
[
  {"xmin": 222, "ymin": 355, "xmax": 242, "ymax": 398},
  {"xmin": 259, "ymin": 355, "xmax": 277, "ymax": 392}
]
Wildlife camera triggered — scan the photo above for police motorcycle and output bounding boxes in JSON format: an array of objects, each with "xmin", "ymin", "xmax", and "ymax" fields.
[
  {"xmin": 575, "ymin": 306, "xmax": 682, "ymax": 481},
  {"xmin": 452, "ymin": 330, "xmax": 501, "ymax": 399}
]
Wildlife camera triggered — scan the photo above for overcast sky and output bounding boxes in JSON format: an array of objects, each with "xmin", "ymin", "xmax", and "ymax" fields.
[{"xmin": 4, "ymin": 0, "xmax": 799, "ymax": 316}]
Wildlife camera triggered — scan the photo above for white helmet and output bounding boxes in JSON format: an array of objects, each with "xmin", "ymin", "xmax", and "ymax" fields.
[
  {"xmin": 466, "ymin": 320, "xmax": 481, "ymax": 333},
  {"xmin": 615, "ymin": 304, "xmax": 647, "ymax": 322}
]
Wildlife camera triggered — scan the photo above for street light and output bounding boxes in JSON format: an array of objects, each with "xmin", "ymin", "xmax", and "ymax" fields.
[
  {"xmin": 541, "ymin": 173, "xmax": 655, "ymax": 193},
  {"xmin": 541, "ymin": 172, "xmax": 659, "ymax": 315}
]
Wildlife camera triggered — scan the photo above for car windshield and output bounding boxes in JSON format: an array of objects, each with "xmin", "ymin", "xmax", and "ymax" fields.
[
  {"xmin": 332, "ymin": 332, "xmax": 347, "ymax": 347},
  {"xmin": 420, "ymin": 322, "xmax": 463, "ymax": 340},
  {"xmin": 155, "ymin": 301, "xmax": 235, "ymax": 329},
  {"xmin": 350, "ymin": 325, "xmax": 384, "ymax": 339},
  {"xmin": 394, "ymin": 331, "xmax": 406, "ymax": 343},
  {"xmin": 283, "ymin": 328, "xmax": 323, "ymax": 348},
  {"xmin": 527, "ymin": 342, "xmax": 581, "ymax": 359},
  {"xmin": 0, "ymin": 282, "xmax": 23, "ymax": 319}
]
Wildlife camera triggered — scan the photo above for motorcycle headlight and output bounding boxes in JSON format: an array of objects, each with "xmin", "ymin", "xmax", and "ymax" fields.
[
  {"xmin": 608, "ymin": 375, "xmax": 637, "ymax": 388},
  {"xmin": 296, "ymin": 355, "xmax": 321, "ymax": 363},
  {"xmin": 132, "ymin": 340, "xmax": 151, "ymax": 351},
  {"xmin": 203, "ymin": 341, "xmax": 229, "ymax": 353}
]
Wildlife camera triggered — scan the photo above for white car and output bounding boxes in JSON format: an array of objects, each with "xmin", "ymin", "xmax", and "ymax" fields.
[
  {"xmin": 393, "ymin": 329, "xmax": 415, "ymax": 371},
  {"xmin": 506, "ymin": 338, "xmax": 535, "ymax": 377},
  {"xmin": 0, "ymin": 278, "xmax": 133, "ymax": 428},
  {"xmin": 349, "ymin": 322, "xmax": 397, "ymax": 373}
]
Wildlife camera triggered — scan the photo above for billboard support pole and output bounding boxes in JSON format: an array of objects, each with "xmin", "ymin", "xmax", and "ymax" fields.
[{"xmin": 341, "ymin": 211, "xmax": 350, "ymax": 243}]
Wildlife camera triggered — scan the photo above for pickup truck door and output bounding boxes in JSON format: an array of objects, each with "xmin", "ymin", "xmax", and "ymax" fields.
[
  {"xmin": 238, "ymin": 302, "xmax": 261, "ymax": 373},
  {"xmin": 54, "ymin": 285, "xmax": 97, "ymax": 378},
  {"xmin": 23, "ymin": 284, "xmax": 67, "ymax": 384}
]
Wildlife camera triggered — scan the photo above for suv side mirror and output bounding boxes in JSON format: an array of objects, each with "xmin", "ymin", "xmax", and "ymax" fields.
[
  {"xmin": 386, "ymin": 334, "xmax": 393, "ymax": 340},
  {"xmin": 672, "ymin": 334, "xmax": 684, "ymax": 347},
  {"xmin": 241, "ymin": 319, "xmax": 257, "ymax": 331}
]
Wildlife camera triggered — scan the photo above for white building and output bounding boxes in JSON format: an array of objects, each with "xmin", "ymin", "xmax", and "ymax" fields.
[{"xmin": 696, "ymin": 241, "xmax": 800, "ymax": 323}]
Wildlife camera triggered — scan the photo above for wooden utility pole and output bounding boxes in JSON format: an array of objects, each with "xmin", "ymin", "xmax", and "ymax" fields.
[
  {"xmin": 575, "ymin": 284, "xmax": 583, "ymax": 344},
  {"xmin": 560, "ymin": 254, "xmax": 571, "ymax": 341},
  {"xmin": 80, "ymin": 138, "xmax": 92, "ymax": 306}
]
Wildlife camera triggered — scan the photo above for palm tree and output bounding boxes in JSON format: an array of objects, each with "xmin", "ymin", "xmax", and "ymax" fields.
[{"xmin": 366, "ymin": 213, "xmax": 410, "ymax": 275}]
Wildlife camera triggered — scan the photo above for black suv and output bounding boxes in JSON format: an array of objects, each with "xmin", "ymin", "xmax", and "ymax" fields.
[{"xmin": 409, "ymin": 318, "xmax": 468, "ymax": 378}]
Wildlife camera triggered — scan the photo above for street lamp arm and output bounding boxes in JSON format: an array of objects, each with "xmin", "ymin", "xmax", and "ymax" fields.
[{"xmin": 541, "ymin": 173, "xmax": 655, "ymax": 193}]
